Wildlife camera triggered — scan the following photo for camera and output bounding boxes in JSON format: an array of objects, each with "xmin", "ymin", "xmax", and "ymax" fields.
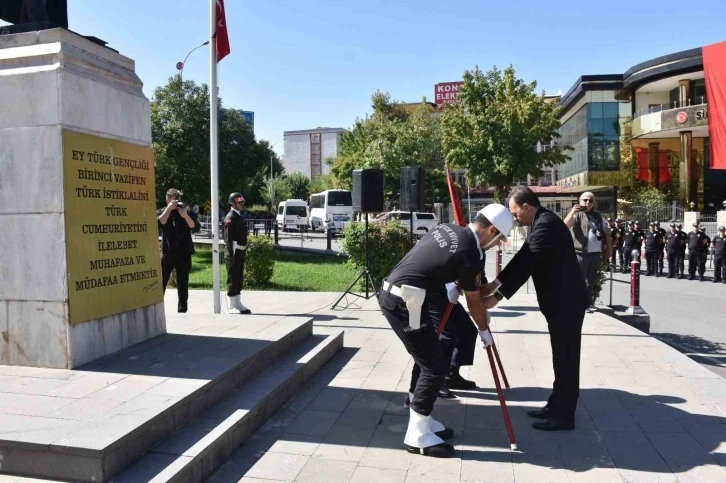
[
  {"xmin": 176, "ymin": 201, "xmax": 185, "ymax": 208},
  {"xmin": 591, "ymin": 228, "xmax": 603, "ymax": 241}
]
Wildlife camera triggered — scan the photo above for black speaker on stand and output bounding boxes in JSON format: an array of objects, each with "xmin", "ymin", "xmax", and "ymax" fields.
[
  {"xmin": 332, "ymin": 168, "xmax": 384, "ymax": 309},
  {"xmin": 401, "ymin": 166, "xmax": 426, "ymax": 247}
]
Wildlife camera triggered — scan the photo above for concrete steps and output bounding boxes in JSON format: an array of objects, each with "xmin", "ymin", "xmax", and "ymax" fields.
[
  {"xmin": 110, "ymin": 331, "xmax": 343, "ymax": 483},
  {"xmin": 0, "ymin": 316, "xmax": 342, "ymax": 483}
]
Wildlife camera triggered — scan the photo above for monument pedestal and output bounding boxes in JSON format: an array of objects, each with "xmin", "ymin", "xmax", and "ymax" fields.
[
  {"xmin": 0, "ymin": 29, "xmax": 165, "ymax": 369},
  {"xmin": 684, "ymin": 211, "xmax": 700, "ymax": 230},
  {"xmin": 718, "ymin": 210, "xmax": 726, "ymax": 229}
]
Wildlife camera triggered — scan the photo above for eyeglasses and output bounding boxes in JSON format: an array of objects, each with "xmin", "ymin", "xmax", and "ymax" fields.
[{"xmin": 581, "ymin": 199, "xmax": 594, "ymax": 203}]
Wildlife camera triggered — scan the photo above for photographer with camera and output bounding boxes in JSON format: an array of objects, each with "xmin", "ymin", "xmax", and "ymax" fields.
[
  {"xmin": 564, "ymin": 192, "xmax": 612, "ymax": 312},
  {"xmin": 158, "ymin": 188, "xmax": 200, "ymax": 313}
]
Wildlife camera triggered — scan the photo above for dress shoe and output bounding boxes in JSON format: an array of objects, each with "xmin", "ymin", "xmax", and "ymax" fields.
[
  {"xmin": 532, "ymin": 418, "xmax": 575, "ymax": 431},
  {"xmin": 527, "ymin": 407, "xmax": 554, "ymax": 419},
  {"xmin": 445, "ymin": 372, "xmax": 477, "ymax": 390},
  {"xmin": 438, "ymin": 385, "xmax": 455, "ymax": 399}
]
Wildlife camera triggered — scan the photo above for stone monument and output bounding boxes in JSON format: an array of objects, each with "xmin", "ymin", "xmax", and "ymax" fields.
[{"xmin": 0, "ymin": 28, "xmax": 166, "ymax": 368}]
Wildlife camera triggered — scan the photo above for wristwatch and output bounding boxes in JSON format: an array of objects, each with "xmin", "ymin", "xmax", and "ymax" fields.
[{"xmin": 493, "ymin": 290, "xmax": 504, "ymax": 302}]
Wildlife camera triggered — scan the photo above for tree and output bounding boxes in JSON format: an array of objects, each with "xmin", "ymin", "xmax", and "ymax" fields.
[
  {"xmin": 441, "ymin": 65, "xmax": 569, "ymax": 201},
  {"xmin": 635, "ymin": 186, "xmax": 668, "ymax": 210},
  {"xmin": 259, "ymin": 176, "xmax": 291, "ymax": 207},
  {"xmin": 285, "ymin": 172, "xmax": 311, "ymax": 200},
  {"xmin": 331, "ymin": 91, "xmax": 446, "ymax": 207},
  {"xmin": 151, "ymin": 76, "xmax": 283, "ymax": 212},
  {"xmin": 309, "ymin": 173, "xmax": 338, "ymax": 194}
]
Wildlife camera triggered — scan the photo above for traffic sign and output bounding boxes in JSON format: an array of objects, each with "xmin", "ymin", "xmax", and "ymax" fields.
[{"xmin": 176, "ymin": 62, "xmax": 183, "ymax": 71}]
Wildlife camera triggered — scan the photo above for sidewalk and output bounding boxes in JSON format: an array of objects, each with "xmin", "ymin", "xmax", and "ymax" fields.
[{"xmin": 166, "ymin": 289, "xmax": 726, "ymax": 483}]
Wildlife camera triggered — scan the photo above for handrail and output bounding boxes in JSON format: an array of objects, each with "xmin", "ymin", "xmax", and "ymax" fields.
[{"xmin": 634, "ymin": 97, "xmax": 706, "ymax": 119}]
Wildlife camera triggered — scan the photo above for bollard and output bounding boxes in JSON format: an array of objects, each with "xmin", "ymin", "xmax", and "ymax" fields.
[
  {"xmin": 327, "ymin": 226, "xmax": 332, "ymax": 251},
  {"xmin": 495, "ymin": 248, "xmax": 502, "ymax": 277},
  {"xmin": 626, "ymin": 249, "xmax": 646, "ymax": 315},
  {"xmin": 274, "ymin": 222, "xmax": 279, "ymax": 245}
]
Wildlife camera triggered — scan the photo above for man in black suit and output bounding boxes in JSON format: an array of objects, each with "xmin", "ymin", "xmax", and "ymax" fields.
[{"xmin": 483, "ymin": 186, "xmax": 587, "ymax": 431}]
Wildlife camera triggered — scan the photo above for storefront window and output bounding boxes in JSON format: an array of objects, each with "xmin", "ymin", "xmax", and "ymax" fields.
[
  {"xmin": 587, "ymin": 102, "xmax": 620, "ymax": 171},
  {"xmin": 557, "ymin": 105, "xmax": 588, "ymax": 180}
]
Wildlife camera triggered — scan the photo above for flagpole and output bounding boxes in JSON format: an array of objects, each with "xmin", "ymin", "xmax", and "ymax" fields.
[{"xmin": 210, "ymin": 0, "xmax": 221, "ymax": 314}]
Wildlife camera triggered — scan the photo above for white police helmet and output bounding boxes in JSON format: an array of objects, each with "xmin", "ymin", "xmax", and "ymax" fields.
[{"xmin": 478, "ymin": 203, "xmax": 514, "ymax": 239}]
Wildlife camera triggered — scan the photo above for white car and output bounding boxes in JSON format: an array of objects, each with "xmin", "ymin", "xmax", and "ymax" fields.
[{"xmin": 375, "ymin": 211, "xmax": 439, "ymax": 237}]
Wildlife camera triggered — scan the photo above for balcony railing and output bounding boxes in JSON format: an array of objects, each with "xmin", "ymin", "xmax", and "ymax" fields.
[{"xmin": 634, "ymin": 97, "xmax": 707, "ymax": 119}]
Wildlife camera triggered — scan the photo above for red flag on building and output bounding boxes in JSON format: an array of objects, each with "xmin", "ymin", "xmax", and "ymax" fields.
[
  {"xmin": 703, "ymin": 41, "xmax": 726, "ymax": 169},
  {"xmin": 445, "ymin": 164, "xmax": 466, "ymax": 227},
  {"xmin": 215, "ymin": 0, "xmax": 230, "ymax": 62}
]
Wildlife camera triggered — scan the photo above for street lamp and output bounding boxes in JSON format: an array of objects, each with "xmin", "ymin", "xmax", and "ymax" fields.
[{"xmin": 177, "ymin": 40, "xmax": 210, "ymax": 81}]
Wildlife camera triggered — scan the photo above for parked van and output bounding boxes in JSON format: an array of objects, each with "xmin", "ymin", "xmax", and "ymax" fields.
[
  {"xmin": 308, "ymin": 189, "xmax": 353, "ymax": 234},
  {"xmin": 276, "ymin": 199, "xmax": 308, "ymax": 231},
  {"xmin": 374, "ymin": 211, "xmax": 439, "ymax": 238}
]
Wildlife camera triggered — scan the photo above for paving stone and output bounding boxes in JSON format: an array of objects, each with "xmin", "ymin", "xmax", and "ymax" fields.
[
  {"xmin": 349, "ymin": 466, "xmax": 407, "ymax": 483},
  {"xmin": 285, "ymin": 409, "xmax": 340, "ymax": 436},
  {"xmin": 85, "ymin": 374, "xmax": 166, "ymax": 402},
  {"xmin": 243, "ymin": 452, "xmax": 308, "ymax": 481},
  {"xmin": 562, "ymin": 455, "xmax": 624, "ymax": 483},
  {"xmin": 645, "ymin": 432, "xmax": 717, "ymax": 465},
  {"xmin": 294, "ymin": 457, "xmax": 357, "ymax": 483},
  {"xmin": 406, "ymin": 454, "xmax": 461, "ymax": 483},
  {"xmin": 312, "ymin": 424, "xmax": 375, "ymax": 462},
  {"xmin": 667, "ymin": 463, "xmax": 726, "ymax": 483},
  {"xmin": 267, "ymin": 433, "xmax": 324, "ymax": 456},
  {"xmin": 511, "ymin": 453, "xmax": 568, "ymax": 483}
]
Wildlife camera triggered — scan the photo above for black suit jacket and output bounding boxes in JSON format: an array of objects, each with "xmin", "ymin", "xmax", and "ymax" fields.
[{"xmin": 498, "ymin": 207, "xmax": 587, "ymax": 320}]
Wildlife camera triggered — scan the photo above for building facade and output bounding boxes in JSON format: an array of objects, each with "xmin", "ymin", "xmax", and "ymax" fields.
[
  {"xmin": 283, "ymin": 127, "xmax": 347, "ymax": 179},
  {"xmin": 556, "ymin": 46, "xmax": 726, "ymax": 214}
]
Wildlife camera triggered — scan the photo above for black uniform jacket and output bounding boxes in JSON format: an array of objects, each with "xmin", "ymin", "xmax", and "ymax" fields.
[
  {"xmin": 224, "ymin": 209, "xmax": 248, "ymax": 257},
  {"xmin": 497, "ymin": 207, "xmax": 587, "ymax": 320}
]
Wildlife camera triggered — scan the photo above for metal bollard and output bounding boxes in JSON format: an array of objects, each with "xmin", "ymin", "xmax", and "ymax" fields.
[
  {"xmin": 274, "ymin": 222, "xmax": 279, "ymax": 245},
  {"xmin": 495, "ymin": 248, "xmax": 502, "ymax": 277},
  {"xmin": 327, "ymin": 227, "xmax": 332, "ymax": 251},
  {"xmin": 627, "ymin": 249, "xmax": 646, "ymax": 315}
]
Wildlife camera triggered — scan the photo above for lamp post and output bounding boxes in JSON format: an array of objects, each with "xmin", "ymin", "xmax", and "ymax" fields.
[{"xmin": 177, "ymin": 40, "xmax": 210, "ymax": 81}]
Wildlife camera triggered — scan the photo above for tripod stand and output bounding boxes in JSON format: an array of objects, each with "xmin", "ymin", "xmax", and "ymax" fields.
[{"xmin": 331, "ymin": 213, "xmax": 378, "ymax": 309}]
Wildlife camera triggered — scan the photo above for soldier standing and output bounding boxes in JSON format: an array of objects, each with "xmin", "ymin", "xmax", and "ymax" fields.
[
  {"xmin": 712, "ymin": 226, "xmax": 726, "ymax": 283},
  {"xmin": 644, "ymin": 223, "xmax": 662, "ymax": 277},
  {"xmin": 676, "ymin": 223, "xmax": 687, "ymax": 278},
  {"xmin": 687, "ymin": 222, "xmax": 709, "ymax": 281},
  {"xmin": 611, "ymin": 218, "xmax": 624, "ymax": 271},
  {"xmin": 622, "ymin": 221, "xmax": 640, "ymax": 273},
  {"xmin": 665, "ymin": 223, "xmax": 682, "ymax": 279},
  {"xmin": 655, "ymin": 221, "xmax": 667, "ymax": 276},
  {"xmin": 225, "ymin": 193, "xmax": 252, "ymax": 314}
]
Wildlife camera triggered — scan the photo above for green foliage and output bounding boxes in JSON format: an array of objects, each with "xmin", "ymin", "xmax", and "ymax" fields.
[
  {"xmin": 309, "ymin": 173, "xmax": 339, "ymax": 194},
  {"xmin": 259, "ymin": 176, "xmax": 292, "ymax": 207},
  {"xmin": 285, "ymin": 172, "xmax": 311, "ymax": 200},
  {"xmin": 151, "ymin": 76, "xmax": 283, "ymax": 210},
  {"xmin": 331, "ymin": 91, "xmax": 447, "ymax": 207},
  {"xmin": 634, "ymin": 186, "xmax": 669, "ymax": 210},
  {"xmin": 341, "ymin": 220, "xmax": 410, "ymax": 288},
  {"xmin": 244, "ymin": 236, "xmax": 276, "ymax": 286},
  {"xmin": 591, "ymin": 257, "xmax": 609, "ymax": 305},
  {"xmin": 441, "ymin": 65, "xmax": 570, "ymax": 201}
]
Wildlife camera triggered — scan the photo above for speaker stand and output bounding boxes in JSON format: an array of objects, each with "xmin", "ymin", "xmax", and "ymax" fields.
[
  {"xmin": 409, "ymin": 208, "xmax": 415, "ymax": 248},
  {"xmin": 331, "ymin": 213, "xmax": 378, "ymax": 310}
]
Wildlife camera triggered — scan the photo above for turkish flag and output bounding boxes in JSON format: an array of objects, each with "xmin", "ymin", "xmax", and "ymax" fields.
[
  {"xmin": 215, "ymin": 0, "xmax": 230, "ymax": 62},
  {"xmin": 704, "ymin": 41, "xmax": 726, "ymax": 169}
]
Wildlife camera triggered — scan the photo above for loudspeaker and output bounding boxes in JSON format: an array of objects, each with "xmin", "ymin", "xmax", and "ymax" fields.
[
  {"xmin": 352, "ymin": 168, "xmax": 385, "ymax": 213},
  {"xmin": 400, "ymin": 166, "xmax": 426, "ymax": 212}
]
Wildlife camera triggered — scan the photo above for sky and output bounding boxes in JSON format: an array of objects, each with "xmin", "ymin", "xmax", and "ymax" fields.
[{"xmin": 4, "ymin": 0, "xmax": 726, "ymax": 155}]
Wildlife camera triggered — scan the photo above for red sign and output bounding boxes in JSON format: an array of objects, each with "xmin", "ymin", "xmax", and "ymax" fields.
[
  {"xmin": 434, "ymin": 82, "xmax": 463, "ymax": 107},
  {"xmin": 676, "ymin": 111, "xmax": 688, "ymax": 124},
  {"xmin": 176, "ymin": 62, "xmax": 183, "ymax": 71}
]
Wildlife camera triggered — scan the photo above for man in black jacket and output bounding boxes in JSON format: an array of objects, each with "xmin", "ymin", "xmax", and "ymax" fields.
[
  {"xmin": 225, "ymin": 193, "xmax": 251, "ymax": 314},
  {"xmin": 483, "ymin": 186, "xmax": 587, "ymax": 431},
  {"xmin": 158, "ymin": 188, "xmax": 200, "ymax": 313}
]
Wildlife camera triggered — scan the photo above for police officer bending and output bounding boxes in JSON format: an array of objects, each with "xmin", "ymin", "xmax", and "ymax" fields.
[
  {"xmin": 687, "ymin": 222, "xmax": 710, "ymax": 281},
  {"xmin": 379, "ymin": 204, "xmax": 512, "ymax": 458},
  {"xmin": 225, "ymin": 193, "xmax": 251, "ymax": 314},
  {"xmin": 713, "ymin": 226, "xmax": 726, "ymax": 284}
]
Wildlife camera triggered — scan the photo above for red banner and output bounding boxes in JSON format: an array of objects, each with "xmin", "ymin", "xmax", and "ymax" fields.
[
  {"xmin": 704, "ymin": 41, "xmax": 726, "ymax": 169},
  {"xmin": 445, "ymin": 164, "xmax": 465, "ymax": 227},
  {"xmin": 215, "ymin": 0, "xmax": 231, "ymax": 62}
]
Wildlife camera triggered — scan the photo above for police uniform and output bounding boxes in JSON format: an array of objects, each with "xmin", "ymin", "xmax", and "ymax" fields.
[
  {"xmin": 701, "ymin": 229, "xmax": 712, "ymax": 276},
  {"xmin": 225, "ymin": 193, "xmax": 251, "ymax": 314},
  {"xmin": 611, "ymin": 222, "xmax": 624, "ymax": 271},
  {"xmin": 687, "ymin": 227, "xmax": 709, "ymax": 281},
  {"xmin": 656, "ymin": 223, "xmax": 667, "ymax": 275},
  {"xmin": 380, "ymin": 224, "xmax": 484, "ymax": 457},
  {"xmin": 644, "ymin": 226, "xmax": 663, "ymax": 277},
  {"xmin": 665, "ymin": 227, "xmax": 682, "ymax": 279},
  {"xmin": 713, "ymin": 228, "xmax": 726, "ymax": 283},
  {"xmin": 622, "ymin": 224, "xmax": 640, "ymax": 272},
  {"xmin": 676, "ymin": 225, "xmax": 687, "ymax": 277}
]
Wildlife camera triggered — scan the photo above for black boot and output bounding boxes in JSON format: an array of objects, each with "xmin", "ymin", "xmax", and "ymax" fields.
[{"xmin": 445, "ymin": 366, "xmax": 476, "ymax": 390}]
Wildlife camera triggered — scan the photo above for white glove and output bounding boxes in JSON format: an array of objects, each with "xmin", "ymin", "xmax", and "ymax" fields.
[
  {"xmin": 445, "ymin": 282, "xmax": 460, "ymax": 304},
  {"xmin": 479, "ymin": 330, "xmax": 493, "ymax": 349}
]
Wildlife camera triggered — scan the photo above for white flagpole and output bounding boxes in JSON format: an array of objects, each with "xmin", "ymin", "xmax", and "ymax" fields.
[{"xmin": 210, "ymin": 0, "xmax": 221, "ymax": 314}]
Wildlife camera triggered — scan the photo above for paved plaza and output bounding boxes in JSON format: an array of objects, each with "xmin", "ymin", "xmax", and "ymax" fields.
[{"xmin": 176, "ymin": 289, "xmax": 726, "ymax": 483}]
